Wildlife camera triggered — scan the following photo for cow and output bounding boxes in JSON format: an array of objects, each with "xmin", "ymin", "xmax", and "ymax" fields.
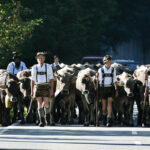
[
  {"xmin": 0, "ymin": 71, "xmax": 24, "ymax": 125},
  {"xmin": 76, "ymin": 68, "xmax": 97, "ymax": 126},
  {"xmin": 112, "ymin": 63, "xmax": 132, "ymax": 75},
  {"xmin": 54, "ymin": 66, "xmax": 76, "ymax": 124},
  {"xmin": 17, "ymin": 69, "xmax": 38, "ymax": 124},
  {"xmin": 133, "ymin": 65, "xmax": 150, "ymax": 126},
  {"xmin": 113, "ymin": 72, "xmax": 135, "ymax": 126}
]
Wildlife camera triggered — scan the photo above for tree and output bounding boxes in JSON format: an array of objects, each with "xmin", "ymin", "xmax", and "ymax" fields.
[{"xmin": 0, "ymin": 0, "xmax": 42, "ymax": 68}]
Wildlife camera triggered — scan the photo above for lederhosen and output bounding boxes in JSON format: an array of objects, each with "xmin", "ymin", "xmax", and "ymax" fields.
[
  {"xmin": 99, "ymin": 67, "xmax": 115, "ymax": 99},
  {"xmin": 34, "ymin": 64, "xmax": 50, "ymax": 97}
]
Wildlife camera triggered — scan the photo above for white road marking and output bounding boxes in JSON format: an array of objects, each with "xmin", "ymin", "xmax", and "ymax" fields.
[
  {"xmin": 134, "ymin": 141, "xmax": 142, "ymax": 146},
  {"xmin": 0, "ymin": 121, "xmax": 20, "ymax": 135}
]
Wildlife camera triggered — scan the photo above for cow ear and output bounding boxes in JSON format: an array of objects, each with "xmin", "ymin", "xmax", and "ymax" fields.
[{"xmin": 90, "ymin": 71, "xmax": 96, "ymax": 76}]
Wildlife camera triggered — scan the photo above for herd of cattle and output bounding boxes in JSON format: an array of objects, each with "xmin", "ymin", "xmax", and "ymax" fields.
[{"xmin": 0, "ymin": 62, "xmax": 150, "ymax": 127}]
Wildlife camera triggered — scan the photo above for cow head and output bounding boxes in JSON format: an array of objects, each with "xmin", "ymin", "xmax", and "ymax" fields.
[
  {"xmin": 118, "ymin": 72, "xmax": 135, "ymax": 97},
  {"xmin": 56, "ymin": 73, "xmax": 72, "ymax": 95},
  {"xmin": 79, "ymin": 69, "xmax": 96, "ymax": 104},
  {"xmin": 19, "ymin": 77, "xmax": 31, "ymax": 100},
  {"xmin": 5, "ymin": 79, "xmax": 20, "ymax": 102}
]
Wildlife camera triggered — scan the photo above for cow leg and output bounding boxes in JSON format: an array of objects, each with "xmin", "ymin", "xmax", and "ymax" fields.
[
  {"xmin": 59, "ymin": 99, "xmax": 67, "ymax": 124},
  {"xmin": 70, "ymin": 99, "xmax": 76, "ymax": 124},
  {"xmin": 4, "ymin": 108, "xmax": 11, "ymax": 126},
  {"xmin": 90, "ymin": 104, "xmax": 95, "ymax": 125},
  {"xmin": 82, "ymin": 98, "xmax": 89, "ymax": 126},
  {"xmin": 129, "ymin": 101, "xmax": 134, "ymax": 126},
  {"xmin": 136, "ymin": 100, "xmax": 142, "ymax": 126},
  {"xmin": 17, "ymin": 99, "xmax": 25, "ymax": 124},
  {"xmin": 49, "ymin": 97, "xmax": 55, "ymax": 126},
  {"xmin": 12, "ymin": 103, "xmax": 17, "ymax": 123}
]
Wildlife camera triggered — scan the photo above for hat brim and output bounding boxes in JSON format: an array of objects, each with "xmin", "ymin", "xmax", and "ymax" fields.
[{"xmin": 35, "ymin": 54, "xmax": 45, "ymax": 59}]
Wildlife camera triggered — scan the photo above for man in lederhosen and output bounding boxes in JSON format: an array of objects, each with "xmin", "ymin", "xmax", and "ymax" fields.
[
  {"xmin": 31, "ymin": 52, "xmax": 54, "ymax": 127},
  {"xmin": 7, "ymin": 51, "xmax": 27, "ymax": 75},
  {"xmin": 97, "ymin": 55, "xmax": 118, "ymax": 127}
]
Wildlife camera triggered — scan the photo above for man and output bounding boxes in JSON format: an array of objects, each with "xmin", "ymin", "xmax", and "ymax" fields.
[
  {"xmin": 97, "ymin": 55, "xmax": 118, "ymax": 127},
  {"xmin": 53, "ymin": 55, "xmax": 60, "ymax": 67},
  {"xmin": 52, "ymin": 55, "xmax": 61, "ymax": 72},
  {"xmin": 31, "ymin": 52, "xmax": 54, "ymax": 127},
  {"xmin": 7, "ymin": 52, "xmax": 27, "ymax": 75}
]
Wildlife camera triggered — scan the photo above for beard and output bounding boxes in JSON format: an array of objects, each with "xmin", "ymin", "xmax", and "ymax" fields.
[{"xmin": 15, "ymin": 62, "xmax": 21, "ymax": 69}]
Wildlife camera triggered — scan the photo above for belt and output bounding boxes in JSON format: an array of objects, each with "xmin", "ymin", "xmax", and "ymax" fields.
[
  {"xmin": 100, "ymin": 84, "xmax": 113, "ymax": 87},
  {"xmin": 35, "ymin": 83, "xmax": 49, "ymax": 86}
]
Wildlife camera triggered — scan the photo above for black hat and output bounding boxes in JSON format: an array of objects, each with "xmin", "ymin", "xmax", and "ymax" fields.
[
  {"xmin": 103, "ymin": 55, "xmax": 112, "ymax": 64},
  {"xmin": 12, "ymin": 51, "xmax": 20, "ymax": 60}
]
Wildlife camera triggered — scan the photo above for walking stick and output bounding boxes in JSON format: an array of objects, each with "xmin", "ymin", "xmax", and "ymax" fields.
[
  {"xmin": 142, "ymin": 86, "xmax": 148, "ymax": 126},
  {"xmin": 142, "ymin": 71, "xmax": 148, "ymax": 126},
  {"xmin": 96, "ymin": 79, "xmax": 99, "ymax": 127}
]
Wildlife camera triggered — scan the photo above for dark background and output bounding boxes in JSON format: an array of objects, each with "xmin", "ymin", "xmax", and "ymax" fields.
[{"xmin": 0, "ymin": 0, "xmax": 150, "ymax": 68}]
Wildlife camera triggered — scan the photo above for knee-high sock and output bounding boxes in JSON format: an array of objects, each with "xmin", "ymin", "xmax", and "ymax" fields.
[{"xmin": 38, "ymin": 108, "xmax": 44, "ymax": 119}]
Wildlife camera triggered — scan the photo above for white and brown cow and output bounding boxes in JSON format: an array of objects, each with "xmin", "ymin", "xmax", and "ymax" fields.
[{"xmin": 76, "ymin": 68, "xmax": 97, "ymax": 126}]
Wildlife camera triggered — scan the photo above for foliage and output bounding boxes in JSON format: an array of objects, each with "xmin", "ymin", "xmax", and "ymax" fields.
[
  {"xmin": 0, "ymin": 0, "xmax": 42, "ymax": 68},
  {"xmin": 0, "ymin": 0, "xmax": 149, "ymax": 67}
]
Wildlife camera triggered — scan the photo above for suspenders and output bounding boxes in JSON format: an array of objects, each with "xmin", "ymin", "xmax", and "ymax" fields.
[
  {"xmin": 101, "ymin": 67, "xmax": 114, "ymax": 87},
  {"xmin": 12, "ymin": 63, "xmax": 23, "ymax": 75},
  {"xmin": 36, "ymin": 63, "xmax": 47, "ymax": 83}
]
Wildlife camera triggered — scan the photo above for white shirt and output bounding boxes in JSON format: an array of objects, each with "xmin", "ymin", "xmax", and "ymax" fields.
[
  {"xmin": 7, "ymin": 61, "xmax": 27, "ymax": 75},
  {"xmin": 31, "ymin": 63, "xmax": 54, "ymax": 84},
  {"xmin": 98, "ymin": 65, "xmax": 117, "ymax": 85},
  {"xmin": 53, "ymin": 62, "xmax": 60, "ymax": 67}
]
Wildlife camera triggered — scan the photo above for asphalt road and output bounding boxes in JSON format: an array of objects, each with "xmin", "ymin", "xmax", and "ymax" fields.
[
  {"xmin": 0, "ymin": 122, "xmax": 150, "ymax": 150},
  {"xmin": 0, "ymin": 102, "xmax": 149, "ymax": 150}
]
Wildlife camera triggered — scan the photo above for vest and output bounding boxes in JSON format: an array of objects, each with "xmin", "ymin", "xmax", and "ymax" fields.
[
  {"xmin": 101, "ymin": 67, "xmax": 114, "ymax": 87},
  {"xmin": 36, "ymin": 63, "xmax": 47, "ymax": 83}
]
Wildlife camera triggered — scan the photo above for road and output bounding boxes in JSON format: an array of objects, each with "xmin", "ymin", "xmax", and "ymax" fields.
[
  {"xmin": 0, "ymin": 122, "xmax": 150, "ymax": 150},
  {"xmin": 0, "ymin": 103, "xmax": 149, "ymax": 150}
]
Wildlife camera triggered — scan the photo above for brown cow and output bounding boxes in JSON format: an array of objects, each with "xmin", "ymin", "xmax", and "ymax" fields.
[
  {"xmin": 0, "ymin": 71, "xmax": 24, "ymax": 125},
  {"xmin": 55, "ymin": 66, "xmax": 76, "ymax": 124}
]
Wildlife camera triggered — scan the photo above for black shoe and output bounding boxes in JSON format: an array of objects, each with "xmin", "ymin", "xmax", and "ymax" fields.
[
  {"xmin": 45, "ymin": 114, "xmax": 50, "ymax": 125},
  {"xmin": 106, "ymin": 122, "xmax": 111, "ymax": 127},
  {"xmin": 39, "ymin": 117, "xmax": 45, "ymax": 127},
  {"xmin": 106, "ymin": 117, "xmax": 112, "ymax": 127}
]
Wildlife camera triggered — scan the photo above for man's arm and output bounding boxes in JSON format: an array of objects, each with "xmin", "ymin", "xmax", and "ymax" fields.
[{"xmin": 7, "ymin": 62, "xmax": 13, "ymax": 74}]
